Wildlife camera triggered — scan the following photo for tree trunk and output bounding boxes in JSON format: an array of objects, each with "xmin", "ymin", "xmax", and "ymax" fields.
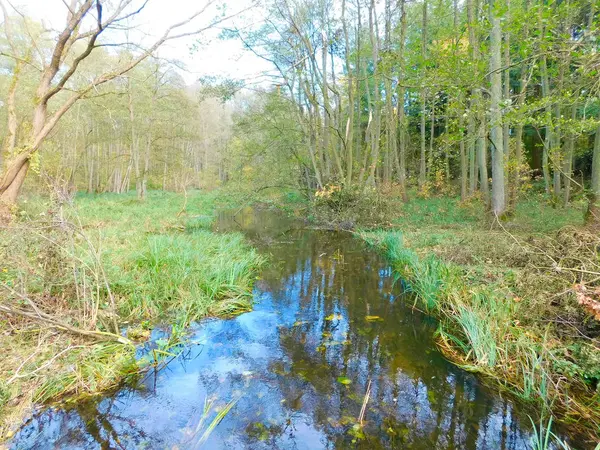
[
  {"xmin": 419, "ymin": 91, "xmax": 427, "ymax": 188},
  {"xmin": 467, "ymin": 0, "xmax": 488, "ymax": 200},
  {"xmin": 468, "ymin": 103, "xmax": 477, "ymax": 194},
  {"xmin": 342, "ymin": 0, "xmax": 353, "ymax": 186},
  {"xmin": 460, "ymin": 113, "xmax": 468, "ymax": 200},
  {"xmin": 419, "ymin": 0, "xmax": 428, "ymax": 188},
  {"xmin": 540, "ymin": 54, "xmax": 552, "ymax": 195},
  {"xmin": 587, "ymin": 126, "xmax": 600, "ymax": 225},
  {"xmin": 0, "ymin": 158, "xmax": 29, "ymax": 220},
  {"xmin": 366, "ymin": 0, "xmax": 381, "ymax": 186},
  {"xmin": 397, "ymin": 0, "xmax": 408, "ymax": 201},
  {"xmin": 509, "ymin": 0, "xmax": 532, "ymax": 211},
  {"xmin": 563, "ymin": 105, "xmax": 576, "ymax": 206},
  {"xmin": 477, "ymin": 112, "xmax": 489, "ymax": 199},
  {"xmin": 429, "ymin": 101, "xmax": 435, "ymax": 178},
  {"xmin": 489, "ymin": 3, "xmax": 505, "ymax": 216}
]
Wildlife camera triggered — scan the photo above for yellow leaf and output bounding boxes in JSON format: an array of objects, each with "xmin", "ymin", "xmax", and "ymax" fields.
[{"xmin": 365, "ymin": 315, "xmax": 383, "ymax": 322}]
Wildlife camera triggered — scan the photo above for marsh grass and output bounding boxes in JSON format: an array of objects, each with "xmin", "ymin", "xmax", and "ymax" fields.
[
  {"xmin": 357, "ymin": 192, "xmax": 600, "ymax": 443},
  {"xmin": 191, "ymin": 396, "xmax": 240, "ymax": 448},
  {"xmin": 34, "ymin": 342, "xmax": 138, "ymax": 404},
  {"xmin": 0, "ymin": 190, "xmax": 263, "ymax": 440},
  {"xmin": 127, "ymin": 232, "xmax": 262, "ymax": 321}
]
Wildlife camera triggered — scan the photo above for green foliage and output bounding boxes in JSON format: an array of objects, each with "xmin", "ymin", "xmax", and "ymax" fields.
[
  {"xmin": 529, "ymin": 416, "xmax": 554, "ymax": 450},
  {"xmin": 227, "ymin": 92, "xmax": 305, "ymax": 192}
]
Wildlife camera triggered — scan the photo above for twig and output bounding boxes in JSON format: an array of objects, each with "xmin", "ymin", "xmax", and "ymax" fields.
[
  {"xmin": 0, "ymin": 284, "xmax": 131, "ymax": 345},
  {"xmin": 7, "ymin": 345, "xmax": 85, "ymax": 384},
  {"xmin": 358, "ymin": 379, "xmax": 372, "ymax": 425}
]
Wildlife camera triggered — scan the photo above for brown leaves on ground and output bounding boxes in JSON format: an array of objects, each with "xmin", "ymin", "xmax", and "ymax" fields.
[{"xmin": 575, "ymin": 284, "xmax": 600, "ymax": 321}]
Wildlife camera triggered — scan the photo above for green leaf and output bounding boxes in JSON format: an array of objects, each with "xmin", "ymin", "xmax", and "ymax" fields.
[{"xmin": 337, "ymin": 376, "xmax": 352, "ymax": 385}]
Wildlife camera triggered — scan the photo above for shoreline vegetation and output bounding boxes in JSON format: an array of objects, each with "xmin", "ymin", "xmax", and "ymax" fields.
[
  {"xmin": 0, "ymin": 190, "xmax": 264, "ymax": 441},
  {"xmin": 309, "ymin": 189, "xmax": 600, "ymax": 447}
]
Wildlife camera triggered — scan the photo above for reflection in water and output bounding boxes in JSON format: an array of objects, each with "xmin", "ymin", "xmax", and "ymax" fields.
[{"xmin": 12, "ymin": 208, "xmax": 532, "ymax": 449}]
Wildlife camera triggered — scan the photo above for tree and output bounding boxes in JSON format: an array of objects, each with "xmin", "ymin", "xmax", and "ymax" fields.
[{"xmin": 489, "ymin": 0, "xmax": 505, "ymax": 216}]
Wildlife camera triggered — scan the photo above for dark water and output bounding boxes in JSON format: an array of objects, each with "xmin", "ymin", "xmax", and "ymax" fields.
[{"xmin": 12, "ymin": 208, "xmax": 536, "ymax": 449}]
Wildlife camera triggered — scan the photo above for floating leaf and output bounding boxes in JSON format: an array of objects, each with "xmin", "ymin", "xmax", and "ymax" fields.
[
  {"xmin": 325, "ymin": 314, "xmax": 343, "ymax": 321},
  {"xmin": 337, "ymin": 376, "xmax": 352, "ymax": 385},
  {"xmin": 365, "ymin": 315, "xmax": 383, "ymax": 322},
  {"xmin": 292, "ymin": 320, "xmax": 309, "ymax": 327}
]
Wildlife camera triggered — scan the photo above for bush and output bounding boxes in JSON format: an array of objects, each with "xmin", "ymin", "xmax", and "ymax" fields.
[{"xmin": 312, "ymin": 185, "xmax": 395, "ymax": 227}]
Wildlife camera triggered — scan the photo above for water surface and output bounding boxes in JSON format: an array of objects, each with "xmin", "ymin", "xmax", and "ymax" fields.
[{"xmin": 12, "ymin": 208, "xmax": 535, "ymax": 449}]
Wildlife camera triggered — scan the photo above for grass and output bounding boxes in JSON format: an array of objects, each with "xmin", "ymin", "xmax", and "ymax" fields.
[
  {"xmin": 356, "ymin": 190, "xmax": 600, "ymax": 445},
  {"xmin": 128, "ymin": 232, "xmax": 261, "ymax": 320},
  {"xmin": 0, "ymin": 189, "xmax": 263, "ymax": 441}
]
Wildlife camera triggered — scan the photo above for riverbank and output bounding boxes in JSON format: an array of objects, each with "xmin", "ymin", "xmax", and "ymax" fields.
[
  {"xmin": 352, "ymin": 194, "xmax": 600, "ymax": 446},
  {"xmin": 0, "ymin": 190, "xmax": 263, "ymax": 441}
]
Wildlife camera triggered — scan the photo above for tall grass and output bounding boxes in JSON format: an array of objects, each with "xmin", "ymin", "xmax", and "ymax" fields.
[
  {"xmin": 529, "ymin": 415, "xmax": 554, "ymax": 450},
  {"xmin": 358, "ymin": 226, "xmax": 600, "ymax": 442},
  {"xmin": 360, "ymin": 230, "xmax": 447, "ymax": 312},
  {"xmin": 125, "ymin": 232, "xmax": 263, "ymax": 322}
]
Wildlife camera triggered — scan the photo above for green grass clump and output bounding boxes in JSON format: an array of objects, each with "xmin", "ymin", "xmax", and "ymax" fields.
[
  {"xmin": 450, "ymin": 292, "xmax": 511, "ymax": 368},
  {"xmin": 126, "ymin": 232, "xmax": 262, "ymax": 321},
  {"xmin": 34, "ymin": 342, "xmax": 138, "ymax": 404},
  {"xmin": 185, "ymin": 215, "xmax": 214, "ymax": 232}
]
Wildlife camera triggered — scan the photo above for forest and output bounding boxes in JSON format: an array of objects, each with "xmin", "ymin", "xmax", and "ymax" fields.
[{"xmin": 1, "ymin": 0, "xmax": 600, "ymax": 448}]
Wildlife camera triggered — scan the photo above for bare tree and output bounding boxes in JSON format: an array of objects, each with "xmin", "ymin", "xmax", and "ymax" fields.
[{"xmin": 0, "ymin": 0, "xmax": 245, "ymax": 220}]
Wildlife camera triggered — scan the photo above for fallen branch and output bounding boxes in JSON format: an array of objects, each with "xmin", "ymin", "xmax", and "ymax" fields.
[
  {"xmin": 0, "ymin": 301, "xmax": 131, "ymax": 345},
  {"xmin": 358, "ymin": 379, "xmax": 372, "ymax": 425},
  {"xmin": 7, "ymin": 345, "xmax": 85, "ymax": 385}
]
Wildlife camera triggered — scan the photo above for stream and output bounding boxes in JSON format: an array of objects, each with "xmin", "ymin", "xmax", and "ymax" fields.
[{"xmin": 11, "ymin": 208, "xmax": 543, "ymax": 449}]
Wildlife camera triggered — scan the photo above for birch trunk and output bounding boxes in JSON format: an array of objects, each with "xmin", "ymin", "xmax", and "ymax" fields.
[{"xmin": 489, "ymin": 2, "xmax": 505, "ymax": 216}]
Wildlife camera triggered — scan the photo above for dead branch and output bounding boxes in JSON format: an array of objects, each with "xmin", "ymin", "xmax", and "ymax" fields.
[
  {"xmin": 7, "ymin": 345, "xmax": 85, "ymax": 385},
  {"xmin": 0, "ymin": 284, "xmax": 131, "ymax": 345}
]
